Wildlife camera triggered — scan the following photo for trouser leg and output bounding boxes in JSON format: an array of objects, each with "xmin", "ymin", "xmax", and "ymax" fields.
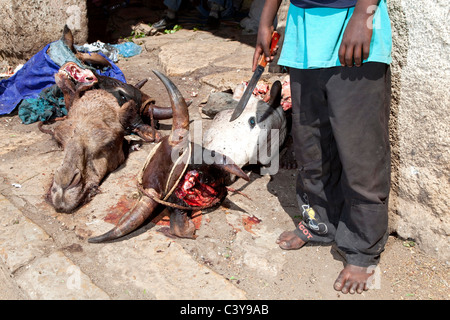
[
  {"xmin": 164, "ymin": 0, "xmax": 183, "ymax": 12},
  {"xmin": 289, "ymin": 63, "xmax": 391, "ymax": 267},
  {"xmin": 290, "ymin": 68, "xmax": 341, "ymax": 244},
  {"xmin": 326, "ymin": 63, "xmax": 391, "ymax": 267}
]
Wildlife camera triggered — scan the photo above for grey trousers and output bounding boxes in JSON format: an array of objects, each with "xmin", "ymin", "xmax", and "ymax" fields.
[{"xmin": 290, "ymin": 62, "xmax": 391, "ymax": 267}]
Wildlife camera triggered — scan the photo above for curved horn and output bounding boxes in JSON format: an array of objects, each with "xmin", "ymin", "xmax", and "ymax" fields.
[
  {"xmin": 152, "ymin": 70, "xmax": 189, "ymax": 145},
  {"xmin": 88, "ymin": 196, "xmax": 159, "ymax": 243},
  {"xmin": 141, "ymin": 92, "xmax": 173, "ymax": 120},
  {"xmin": 149, "ymin": 105, "xmax": 174, "ymax": 120},
  {"xmin": 134, "ymin": 78, "xmax": 148, "ymax": 89}
]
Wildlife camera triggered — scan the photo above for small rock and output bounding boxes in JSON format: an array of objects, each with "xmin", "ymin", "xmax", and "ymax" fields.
[{"xmin": 201, "ymin": 91, "xmax": 237, "ymax": 118}]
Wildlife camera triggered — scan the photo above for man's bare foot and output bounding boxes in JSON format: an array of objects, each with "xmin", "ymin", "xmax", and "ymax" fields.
[
  {"xmin": 276, "ymin": 230, "xmax": 306, "ymax": 250},
  {"xmin": 333, "ymin": 264, "xmax": 374, "ymax": 294}
]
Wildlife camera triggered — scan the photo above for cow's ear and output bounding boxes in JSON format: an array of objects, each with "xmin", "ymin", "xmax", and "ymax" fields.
[
  {"xmin": 212, "ymin": 152, "xmax": 249, "ymax": 181},
  {"xmin": 268, "ymin": 80, "xmax": 282, "ymax": 110}
]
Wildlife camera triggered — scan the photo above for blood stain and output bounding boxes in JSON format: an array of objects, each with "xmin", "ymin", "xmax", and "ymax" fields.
[
  {"xmin": 104, "ymin": 195, "xmax": 134, "ymax": 225},
  {"xmin": 242, "ymin": 215, "xmax": 261, "ymax": 234}
]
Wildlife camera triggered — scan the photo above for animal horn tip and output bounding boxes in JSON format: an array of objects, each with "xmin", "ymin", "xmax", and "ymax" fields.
[
  {"xmin": 87, "ymin": 235, "xmax": 105, "ymax": 243},
  {"xmin": 87, "ymin": 237, "xmax": 101, "ymax": 244},
  {"xmin": 87, "ymin": 229, "xmax": 117, "ymax": 243},
  {"xmin": 152, "ymin": 69, "xmax": 162, "ymax": 77}
]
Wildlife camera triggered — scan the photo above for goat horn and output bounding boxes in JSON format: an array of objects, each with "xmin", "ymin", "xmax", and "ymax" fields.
[{"xmin": 152, "ymin": 70, "xmax": 189, "ymax": 145}]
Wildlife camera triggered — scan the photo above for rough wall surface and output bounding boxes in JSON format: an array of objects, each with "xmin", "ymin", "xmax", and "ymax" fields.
[
  {"xmin": 0, "ymin": 0, "xmax": 88, "ymax": 66},
  {"xmin": 388, "ymin": 0, "xmax": 449, "ymax": 261}
]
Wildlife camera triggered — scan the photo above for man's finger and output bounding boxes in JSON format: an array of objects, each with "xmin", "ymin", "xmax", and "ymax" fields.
[
  {"xmin": 344, "ymin": 44, "xmax": 354, "ymax": 67},
  {"xmin": 362, "ymin": 42, "xmax": 370, "ymax": 61},
  {"xmin": 353, "ymin": 44, "xmax": 362, "ymax": 67},
  {"xmin": 338, "ymin": 44, "xmax": 347, "ymax": 66},
  {"xmin": 252, "ymin": 47, "xmax": 263, "ymax": 72}
]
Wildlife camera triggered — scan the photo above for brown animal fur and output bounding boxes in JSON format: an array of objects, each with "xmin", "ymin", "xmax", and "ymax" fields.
[{"xmin": 48, "ymin": 89, "xmax": 130, "ymax": 212}]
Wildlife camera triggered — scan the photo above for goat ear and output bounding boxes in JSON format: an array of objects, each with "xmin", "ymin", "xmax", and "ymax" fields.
[{"xmin": 62, "ymin": 25, "xmax": 75, "ymax": 52}]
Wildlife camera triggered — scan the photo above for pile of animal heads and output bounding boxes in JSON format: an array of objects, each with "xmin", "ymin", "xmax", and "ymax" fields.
[
  {"xmin": 45, "ymin": 30, "xmax": 173, "ymax": 213},
  {"xmin": 88, "ymin": 70, "xmax": 249, "ymax": 243},
  {"xmin": 45, "ymin": 25, "xmax": 250, "ymax": 241}
]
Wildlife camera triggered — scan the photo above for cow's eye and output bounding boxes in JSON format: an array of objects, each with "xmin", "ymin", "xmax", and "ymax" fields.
[
  {"xmin": 248, "ymin": 117, "xmax": 256, "ymax": 129},
  {"xmin": 119, "ymin": 91, "xmax": 128, "ymax": 101}
]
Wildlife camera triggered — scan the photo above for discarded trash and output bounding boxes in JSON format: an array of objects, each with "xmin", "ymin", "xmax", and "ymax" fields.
[
  {"xmin": 111, "ymin": 42, "xmax": 142, "ymax": 58},
  {"xmin": 11, "ymin": 183, "xmax": 22, "ymax": 188},
  {"xmin": 75, "ymin": 41, "xmax": 119, "ymax": 62},
  {"xmin": 0, "ymin": 64, "xmax": 23, "ymax": 78}
]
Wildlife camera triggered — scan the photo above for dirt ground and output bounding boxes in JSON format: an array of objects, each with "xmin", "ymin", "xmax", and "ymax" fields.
[{"xmin": 0, "ymin": 5, "xmax": 448, "ymax": 301}]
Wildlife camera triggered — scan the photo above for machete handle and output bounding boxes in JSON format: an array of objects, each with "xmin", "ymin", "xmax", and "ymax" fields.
[{"xmin": 258, "ymin": 31, "xmax": 281, "ymax": 68}]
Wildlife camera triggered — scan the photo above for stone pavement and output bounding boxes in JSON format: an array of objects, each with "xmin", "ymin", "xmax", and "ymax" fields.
[{"xmin": 0, "ymin": 28, "xmax": 267, "ymax": 300}]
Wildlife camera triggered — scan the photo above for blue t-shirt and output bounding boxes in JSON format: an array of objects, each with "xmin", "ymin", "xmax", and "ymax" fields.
[
  {"xmin": 291, "ymin": 0, "xmax": 357, "ymax": 8},
  {"xmin": 278, "ymin": 0, "xmax": 392, "ymax": 69}
]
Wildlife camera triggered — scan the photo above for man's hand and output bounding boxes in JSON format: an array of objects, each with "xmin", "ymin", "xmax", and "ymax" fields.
[
  {"xmin": 252, "ymin": 0, "xmax": 282, "ymax": 72},
  {"xmin": 339, "ymin": 0, "xmax": 379, "ymax": 67},
  {"xmin": 253, "ymin": 26, "xmax": 276, "ymax": 72}
]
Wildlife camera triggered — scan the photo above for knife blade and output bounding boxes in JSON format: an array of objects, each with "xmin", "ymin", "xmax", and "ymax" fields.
[{"xmin": 229, "ymin": 31, "xmax": 280, "ymax": 122}]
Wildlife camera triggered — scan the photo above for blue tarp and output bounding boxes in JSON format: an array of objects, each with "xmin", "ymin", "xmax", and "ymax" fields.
[{"xmin": 0, "ymin": 40, "xmax": 126, "ymax": 116}]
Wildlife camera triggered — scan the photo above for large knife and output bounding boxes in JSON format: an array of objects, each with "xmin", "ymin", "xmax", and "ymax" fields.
[{"xmin": 229, "ymin": 31, "xmax": 281, "ymax": 122}]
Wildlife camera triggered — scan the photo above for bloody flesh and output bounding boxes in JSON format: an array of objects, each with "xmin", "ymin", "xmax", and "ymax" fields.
[{"xmin": 174, "ymin": 170, "xmax": 221, "ymax": 207}]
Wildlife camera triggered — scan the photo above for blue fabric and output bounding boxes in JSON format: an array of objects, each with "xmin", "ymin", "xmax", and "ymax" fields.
[
  {"xmin": 278, "ymin": 0, "xmax": 392, "ymax": 69},
  {"xmin": 0, "ymin": 41, "xmax": 126, "ymax": 115},
  {"xmin": 290, "ymin": 0, "xmax": 357, "ymax": 8},
  {"xmin": 18, "ymin": 84, "xmax": 67, "ymax": 124}
]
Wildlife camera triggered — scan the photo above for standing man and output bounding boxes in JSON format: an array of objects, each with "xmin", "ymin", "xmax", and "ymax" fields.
[{"xmin": 253, "ymin": 0, "xmax": 392, "ymax": 294}]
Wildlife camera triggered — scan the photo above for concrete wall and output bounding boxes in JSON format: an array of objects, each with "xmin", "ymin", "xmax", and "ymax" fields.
[
  {"xmin": 0, "ymin": 0, "xmax": 88, "ymax": 66},
  {"xmin": 388, "ymin": 0, "xmax": 449, "ymax": 261}
]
